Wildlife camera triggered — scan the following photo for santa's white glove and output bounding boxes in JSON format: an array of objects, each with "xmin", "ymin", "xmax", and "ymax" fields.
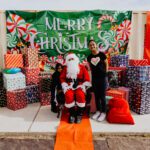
[
  {"xmin": 61, "ymin": 82, "xmax": 69, "ymax": 94},
  {"xmin": 82, "ymin": 81, "xmax": 92, "ymax": 89}
]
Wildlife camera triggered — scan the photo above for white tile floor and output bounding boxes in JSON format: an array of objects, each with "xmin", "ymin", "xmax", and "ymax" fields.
[{"xmin": 0, "ymin": 103, "xmax": 150, "ymax": 133}]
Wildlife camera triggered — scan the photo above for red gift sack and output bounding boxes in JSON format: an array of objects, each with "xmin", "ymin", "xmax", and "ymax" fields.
[{"xmin": 107, "ymin": 98, "xmax": 134, "ymax": 124}]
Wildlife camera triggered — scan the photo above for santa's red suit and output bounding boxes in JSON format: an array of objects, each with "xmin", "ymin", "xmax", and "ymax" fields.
[{"xmin": 60, "ymin": 63, "xmax": 91, "ymax": 108}]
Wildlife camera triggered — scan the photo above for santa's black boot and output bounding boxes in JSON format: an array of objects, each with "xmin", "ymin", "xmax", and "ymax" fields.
[
  {"xmin": 68, "ymin": 107, "xmax": 76, "ymax": 124},
  {"xmin": 75, "ymin": 107, "xmax": 84, "ymax": 124}
]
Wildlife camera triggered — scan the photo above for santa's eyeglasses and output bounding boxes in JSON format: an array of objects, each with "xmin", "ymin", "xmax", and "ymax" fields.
[{"xmin": 68, "ymin": 58, "xmax": 74, "ymax": 61}]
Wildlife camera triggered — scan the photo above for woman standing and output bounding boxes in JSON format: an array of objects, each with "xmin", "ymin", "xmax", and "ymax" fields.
[
  {"xmin": 87, "ymin": 39, "xmax": 108, "ymax": 122},
  {"xmin": 51, "ymin": 63, "xmax": 63, "ymax": 113}
]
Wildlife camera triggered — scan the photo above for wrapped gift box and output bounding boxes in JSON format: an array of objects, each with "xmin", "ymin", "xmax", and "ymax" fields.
[
  {"xmin": 24, "ymin": 48, "xmax": 39, "ymax": 68},
  {"xmin": 129, "ymin": 59, "xmax": 149, "ymax": 66},
  {"xmin": 106, "ymin": 89, "xmax": 126, "ymax": 99},
  {"xmin": 118, "ymin": 87, "xmax": 130, "ymax": 101},
  {"xmin": 39, "ymin": 78, "xmax": 51, "ymax": 93},
  {"xmin": 108, "ymin": 67, "xmax": 127, "ymax": 87},
  {"xmin": 23, "ymin": 68, "xmax": 40, "ymax": 85},
  {"xmin": 25, "ymin": 85, "xmax": 40, "ymax": 104},
  {"xmin": 0, "ymin": 88, "xmax": 7, "ymax": 107},
  {"xmin": 40, "ymin": 92, "xmax": 51, "ymax": 106},
  {"xmin": 110, "ymin": 55, "xmax": 129, "ymax": 67},
  {"xmin": 128, "ymin": 80, "xmax": 150, "ymax": 114},
  {"xmin": 126, "ymin": 66, "xmax": 150, "ymax": 83},
  {"xmin": 7, "ymin": 89, "xmax": 27, "ymax": 110},
  {"xmin": 3, "ymin": 72, "xmax": 26, "ymax": 91},
  {"xmin": 4, "ymin": 54, "xmax": 23, "ymax": 68}
]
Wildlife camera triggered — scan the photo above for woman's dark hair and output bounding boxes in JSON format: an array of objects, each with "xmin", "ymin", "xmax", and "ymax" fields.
[
  {"xmin": 55, "ymin": 63, "xmax": 63, "ymax": 71},
  {"xmin": 88, "ymin": 39, "xmax": 96, "ymax": 46}
]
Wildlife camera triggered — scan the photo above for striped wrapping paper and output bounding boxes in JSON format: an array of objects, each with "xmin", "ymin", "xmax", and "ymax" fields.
[
  {"xmin": 0, "ymin": 88, "xmax": 7, "ymax": 107},
  {"xmin": 129, "ymin": 59, "xmax": 149, "ymax": 66},
  {"xmin": 110, "ymin": 55, "xmax": 129, "ymax": 67},
  {"xmin": 128, "ymin": 80, "xmax": 150, "ymax": 114},
  {"xmin": 40, "ymin": 92, "xmax": 51, "ymax": 106},
  {"xmin": 24, "ymin": 48, "xmax": 39, "ymax": 68},
  {"xmin": 25, "ymin": 85, "xmax": 40, "ymax": 104},
  {"xmin": 23, "ymin": 68, "xmax": 40, "ymax": 85},
  {"xmin": 3, "ymin": 72, "xmax": 26, "ymax": 91},
  {"xmin": 7, "ymin": 89, "xmax": 27, "ymax": 111},
  {"xmin": 126, "ymin": 66, "xmax": 150, "ymax": 83},
  {"xmin": 4, "ymin": 54, "xmax": 23, "ymax": 68}
]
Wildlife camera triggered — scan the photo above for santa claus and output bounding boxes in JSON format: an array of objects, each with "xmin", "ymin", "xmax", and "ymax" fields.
[{"xmin": 60, "ymin": 53, "xmax": 91, "ymax": 123}]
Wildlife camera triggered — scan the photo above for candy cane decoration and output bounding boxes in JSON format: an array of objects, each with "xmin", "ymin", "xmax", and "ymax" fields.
[{"xmin": 97, "ymin": 15, "xmax": 115, "ymax": 29}]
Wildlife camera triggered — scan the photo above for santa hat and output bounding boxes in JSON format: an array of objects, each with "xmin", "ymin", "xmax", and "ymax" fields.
[{"xmin": 65, "ymin": 52, "xmax": 80, "ymax": 64}]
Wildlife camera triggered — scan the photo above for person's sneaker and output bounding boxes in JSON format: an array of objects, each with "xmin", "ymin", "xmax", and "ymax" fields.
[
  {"xmin": 97, "ymin": 113, "xmax": 106, "ymax": 122},
  {"xmin": 92, "ymin": 111, "xmax": 101, "ymax": 120}
]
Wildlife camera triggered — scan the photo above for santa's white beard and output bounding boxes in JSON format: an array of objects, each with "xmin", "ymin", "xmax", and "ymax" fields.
[{"xmin": 66, "ymin": 61, "xmax": 79, "ymax": 79}]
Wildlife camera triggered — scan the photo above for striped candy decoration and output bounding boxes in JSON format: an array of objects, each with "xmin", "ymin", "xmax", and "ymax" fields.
[
  {"xmin": 7, "ymin": 13, "xmax": 26, "ymax": 37},
  {"xmin": 97, "ymin": 15, "xmax": 115, "ymax": 29},
  {"xmin": 22, "ymin": 23, "xmax": 37, "ymax": 41},
  {"xmin": 7, "ymin": 33, "xmax": 18, "ymax": 48},
  {"xmin": 117, "ymin": 20, "xmax": 131, "ymax": 41},
  {"xmin": 112, "ymin": 36, "xmax": 124, "ymax": 51},
  {"xmin": 4, "ymin": 54, "xmax": 23, "ymax": 68}
]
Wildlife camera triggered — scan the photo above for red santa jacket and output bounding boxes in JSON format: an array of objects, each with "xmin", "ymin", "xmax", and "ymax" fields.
[{"xmin": 60, "ymin": 64, "xmax": 90, "ymax": 86}]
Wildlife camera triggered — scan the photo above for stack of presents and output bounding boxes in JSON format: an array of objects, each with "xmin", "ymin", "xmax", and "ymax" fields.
[
  {"xmin": 0, "ymin": 48, "xmax": 52, "ymax": 111},
  {"xmin": 107, "ymin": 55, "xmax": 150, "ymax": 115}
]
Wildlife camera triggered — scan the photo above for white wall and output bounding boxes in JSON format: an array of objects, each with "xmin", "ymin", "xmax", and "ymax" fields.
[{"xmin": 0, "ymin": 11, "xmax": 147, "ymax": 69}]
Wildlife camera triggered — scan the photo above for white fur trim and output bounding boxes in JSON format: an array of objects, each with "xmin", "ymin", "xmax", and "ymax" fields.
[
  {"xmin": 83, "ymin": 81, "xmax": 92, "ymax": 87},
  {"xmin": 65, "ymin": 101, "xmax": 75, "ymax": 108},
  {"xmin": 76, "ymin": 102, "xmax": 85, "ymax": 107},
  {"xmin": 61, "ymin": 82, "xmax": 68, "ymax": 89}
]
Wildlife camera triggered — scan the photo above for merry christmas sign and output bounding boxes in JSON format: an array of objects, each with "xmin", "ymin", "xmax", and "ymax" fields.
[{"xmin": 6, "ymin": 10, "xmax": 132, "ymax": 70}]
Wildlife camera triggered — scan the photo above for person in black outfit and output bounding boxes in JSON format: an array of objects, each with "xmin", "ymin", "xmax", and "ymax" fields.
[
  {"xmin": 51, "ymin": 63, "xmax": 64, "ymax": 113},
  {"xmin": 87, "ymin": 39, "xmax": 108, "ymax": 122}
]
